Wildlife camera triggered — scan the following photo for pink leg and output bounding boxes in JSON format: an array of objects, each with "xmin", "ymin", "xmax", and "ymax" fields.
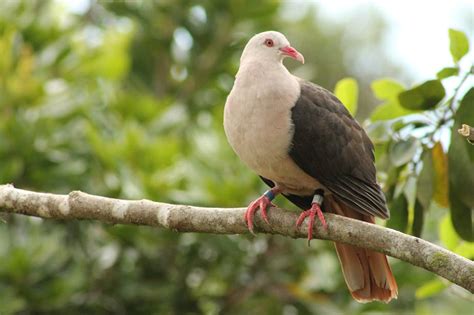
[
  {"xmin": 244, "ymin": 186, "xmax": 281, "ymax": 234},
  {"xmin": 296, "ymin": 195, "xmax": 327, "ymax": 245}
]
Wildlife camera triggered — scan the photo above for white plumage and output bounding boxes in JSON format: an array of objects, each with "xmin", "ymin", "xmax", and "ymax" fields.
[{"xmin": 224, "ymin": 31, "xmax": 320, "ymax": 195}]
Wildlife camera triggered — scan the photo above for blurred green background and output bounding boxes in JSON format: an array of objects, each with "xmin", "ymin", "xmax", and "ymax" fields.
[{"xmin": 0, "ymin": 1, "xmax": 473, "ymax": 314}]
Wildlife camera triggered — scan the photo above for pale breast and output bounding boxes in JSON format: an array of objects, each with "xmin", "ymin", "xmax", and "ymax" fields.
[{"xmin": 224, "ymin": 67, "xmax": 321, "ymax": 195}]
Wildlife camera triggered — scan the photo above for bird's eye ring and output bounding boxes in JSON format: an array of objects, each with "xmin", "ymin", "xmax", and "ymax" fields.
[{"xmin": 264, "ymin": 39, "xmax": 274, "ymax": 47}]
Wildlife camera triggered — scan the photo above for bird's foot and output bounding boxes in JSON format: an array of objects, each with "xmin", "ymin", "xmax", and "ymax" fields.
[
  {"xmin": 245, "ymin": 187, "xmax": 280, "ymax": 234},
  {"xmin": 295, "ymin": 193, "xmax": 327, "ymax": 246}
]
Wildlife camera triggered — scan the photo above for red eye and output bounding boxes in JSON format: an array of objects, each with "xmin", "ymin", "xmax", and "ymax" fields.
[{"xmin": 264, "ymin": 39, "xmax": 274, "ymax": 47}]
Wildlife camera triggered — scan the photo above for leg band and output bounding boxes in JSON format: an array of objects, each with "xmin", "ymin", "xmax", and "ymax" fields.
[
  {"xmin": 312, "ymin": 194, "xmax": 324, "ymax": 206},
  {"xmin": 264, "ymin": 189, "xmax": 276, "ymax": 201}
]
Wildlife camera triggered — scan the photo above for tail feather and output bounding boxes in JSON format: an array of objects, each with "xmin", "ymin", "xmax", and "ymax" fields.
[{"xmin": 327, "ymin": 195, "xmax": 398, "ymax": 303}]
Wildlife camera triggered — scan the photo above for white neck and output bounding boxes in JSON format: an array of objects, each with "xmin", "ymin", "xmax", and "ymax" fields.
[{"xmin": 235, "ymin": 58, "xmax": 295, "ymax": 90}]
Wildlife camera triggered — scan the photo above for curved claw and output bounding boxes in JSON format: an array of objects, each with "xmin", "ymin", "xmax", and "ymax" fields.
[
  {"xmin": 295, "ymin": 202, "xmax": 327, "ymax": 246},
  {"xmin": 244, "ymin": 195, "xmax": 273, "ymax": 234}
]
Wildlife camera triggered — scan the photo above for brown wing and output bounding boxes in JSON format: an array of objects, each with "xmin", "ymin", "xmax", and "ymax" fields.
[{"xmin": 288, "ymin": 81, "xmax": 389, "ymax": 219}]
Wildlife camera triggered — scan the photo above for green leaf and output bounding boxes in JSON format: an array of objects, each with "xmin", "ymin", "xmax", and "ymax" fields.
[
  {"xmin": 370, "ymin": 101, "xmax": 415, "ymax": 121},
  {"xmin": 448, "ymin": 88, "xmax": 474, "ymax": 241},
  {"xmin": 416, "ymin": 150, "xmax": 434, "ymax": 209},
  {"xmin": 366, "ymin": 121, "xmax": 392, "ymax": 143},
  {"xmin": 371, "ymin": 79, "xmax": 405, "ymax": 100},
  {"xmin": 370, "ymin": 79, "xmax": 416, "ymax": 121},
  {"xmin": 454, "ymin": 88, "xmax": 474, "ymax": 162},
  {"xmin": 391, "ymin": 119, "xmax": 406, "ymax": 132},
  {"xmin": 449, "ymin": 132, "xmax": 474, "ymax": 207},
  {"xmin": 449, "ymin": 29, "xmax": 469, "ymax": 63},
  {"xmin": 412, "ymin": 198, "xmax": 424, "ymax": 237},
  {"xmin": 398, "ymin": 80, "xmax": 446, "ymax": 110},
  {"xmin": 387, "ymin": 193, "xmax": 408, "ymax": 232},
  {"xmin": 384, "ymin": 165, "xmax": 403, "ymax": 190},
  {"xmin": 391, "ymin": 119, "xmax": 429, "ymax": 132},
  {"xmin": 415, "ymin": 278, "xmax": 448, "ymax": 299},
  {"xmin": 389, "ymin": 137, "xmax": 419, "ymax": 167},
  {"xmin": 334, "ymin": 77, "xmax": 358, "ymax": 115},
  {"xmin": 439, "ymin": 214, "xmax": 460, "ymax": 250},
  {"xmin": 432, "ymin": 142, "xmax": 449, "ymax": 208},
  {"xmin": 436, "ymin": 67, "xmax": 459, "ymax": 80},
  {"xmin": 448, "ymin": 190, "xmax": 472, "ymax": 241}
]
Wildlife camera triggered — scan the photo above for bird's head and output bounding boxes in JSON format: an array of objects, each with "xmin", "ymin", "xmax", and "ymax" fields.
[{"xmin": 241, "ymin": 31, "xmax": 304, "ymax": 65}]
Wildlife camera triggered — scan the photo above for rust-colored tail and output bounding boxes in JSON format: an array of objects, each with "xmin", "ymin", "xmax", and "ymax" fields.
[{"xmin": 327, "ymin": 196, "xmax": 398, "ymax": 303}]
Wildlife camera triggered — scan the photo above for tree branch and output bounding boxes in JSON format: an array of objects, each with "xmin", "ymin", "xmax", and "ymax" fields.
[
  {"xmin": 458, "ymin": 124, "xmax": 474, "ymax": 144},
  {"xmin": 0, "ymin": 184, "xmax": 472, "ymax": 292}
]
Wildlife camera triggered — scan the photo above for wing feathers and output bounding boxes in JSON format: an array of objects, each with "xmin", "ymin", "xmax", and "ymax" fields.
[
  {"xmin": 331, "ymin": 177, "xmax": 389, "ymax": 219},
  {"xmin": 289, "ymin": 80, "xmax": 389, "ymax": 218}
]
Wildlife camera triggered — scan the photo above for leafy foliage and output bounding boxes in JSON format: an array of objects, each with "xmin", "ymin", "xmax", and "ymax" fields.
[
  {"xmin": 0, "ymin": 2, "xmax": 472, "ymax": 314},
  {"xmin": 363, "ymin": 28, "xmax": 473, "ymax": 247}
]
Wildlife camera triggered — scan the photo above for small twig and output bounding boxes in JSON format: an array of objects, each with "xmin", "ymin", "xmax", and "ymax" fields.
[
  {"xmin": 447, "ymin": 70, "xmax": 471, "ymax": 113},
  {"xmin": 427, "ymin": 70, "xmax": 471, "ymax": 145},
  {"xmin": 458, "ymin": 124, "xmax": 474, "ymax": 144}
]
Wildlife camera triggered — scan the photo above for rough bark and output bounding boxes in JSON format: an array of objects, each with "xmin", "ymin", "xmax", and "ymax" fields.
[{"xmin": 0, "ymin": 184, "xmax": 472, "ymax": 292}]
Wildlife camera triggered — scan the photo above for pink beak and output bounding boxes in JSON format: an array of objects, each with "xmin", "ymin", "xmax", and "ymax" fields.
[{"xmin": 280, "ymin": 46, "xmax": 305, "ymax": 64}]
